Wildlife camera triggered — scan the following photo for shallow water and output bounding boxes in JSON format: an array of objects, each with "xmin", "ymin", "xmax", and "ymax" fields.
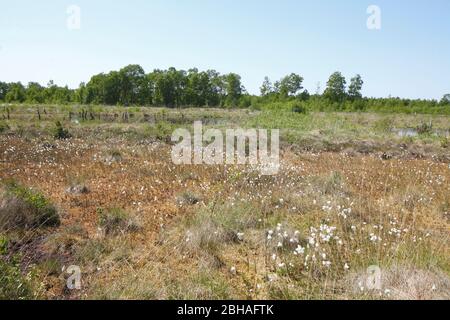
[{"xmin": 394, "ymin": 128, "xmax": 450, "ymax": 138}]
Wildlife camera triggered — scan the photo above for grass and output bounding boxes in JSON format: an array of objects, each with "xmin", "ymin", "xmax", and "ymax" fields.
[
  {"xmin": 0, "ymin": 104, "xmax": 449, "ymax": 300},
  {"xmin": 0, "ymin": 257, "xmax": 36, "ymax": 300},
  {"xmin": 97, "ymin": 208, "xmax": 141, "ymax": 236},
  {"xmin": 0, "ymin": 121, "xmax": 9, "ymax": 134}
]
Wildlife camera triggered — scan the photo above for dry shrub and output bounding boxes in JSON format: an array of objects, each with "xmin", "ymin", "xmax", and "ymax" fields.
[
  {"xmin": 97, "ymin": 208, "xmax": 141, "ymax": 236},
  {"xmin": 164, "ymin": 202, "xmax": 260, "ymax": 269},
  {"xmin": 176, "ymin": 191, "xmax": 201, "ymax": 206},
  {"xmin": 104, "ymin": 150, "xmax": 123, "ymax": 164},
  {"xmin": 0, "ymin": 184, "xmax": 59, "ymax": 230},
  {"xmin": 65, "ymin": 184, "xmax": 89, "ymax": 195}
]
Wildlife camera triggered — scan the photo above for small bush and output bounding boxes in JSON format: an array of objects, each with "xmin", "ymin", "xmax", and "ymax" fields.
[
  {"xmin": 97, "ymin": 208, "xmax": 140, "ymax": 235},
  {"xmin": 110, "ymin": 150, "xmax": 122, "ymax": 158},
  {"xmin": 416, "ymin": 122, "xmax": 433, "ymax": 135},
  {"xmin": 155, "ymin": 121, "xmax": 175, "ymax": 140},
  {"xmin": 291, "ymin": 103, "xmax": 307, "ymax": 114},
  {"xmin": 176, "ymin": 191, "xmax": 201, "ymax": 206},
  {"xmin": 374, "ymin": 117, "xmax": 394, "ymax": 133},
  {"xmin": 0, "ymin": 182, "xmax": 60, "ymax": 230},
  {"xmin": 66, "ymin": 184, "xmax": 89, "ymax": 195},
  {"xmin": 105, "ymin": 150, "xmax": 123, "ymax": 164},
  {"xmin": 53, "ymin": 121, "xmax": 71, "ymax": 140},
  {"xmin": 175, "ymin": 203, "xmax": 259, "ymax": 257}
]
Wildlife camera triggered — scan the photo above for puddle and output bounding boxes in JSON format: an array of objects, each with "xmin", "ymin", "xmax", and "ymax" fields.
[{"xmin": 394, "ymin": 128, "xmax": 450, "ymax": 138}]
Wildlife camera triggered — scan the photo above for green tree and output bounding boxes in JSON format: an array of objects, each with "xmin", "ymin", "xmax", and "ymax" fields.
[
  {"xmin": 348, "ymin": 74, "xmax": 364, "ymax": 100},
  {"xmin": 298, "ymin": 89, "xmax": 310, "ymax": 101},
  {"xmin": 152, "ymin": 69, "xmax": 175, "ymax": 107},
  {"xmin": 185, "ymin": 68, "xmax": 204, "ymax": 107},
  {"xmin": 168, "ymin": 67, "xmax": 188, "ymax": 107},
  {"xmin": 260, "ymin": 77, "xmax": 274, "ymax": 97},
  {"xmin": 43, "ymin": 80, "xmax": 71, "ymax": 104},
  {"xmin": 5, "ymin": 82, "xmax": 26, "ymax": 103},
  {"xmin": 206, "ymin": 69, "xmax": 225, "ymax": 106},
  {"xmin": 118, "ymin": 64, "xmax": 146, "ymax": 105},
  {"xmin": 53, "ymin": 86, "xmax": 72, "ymax": 104},
  {"xmin": 224, "ymin": 73, "xmax": 243, "ymax": 107},
  {"xmin": 324, "ymin": 72, "xmax": 347, "ymax": 102},
  {"xmin": 85, "ymin": 74, "xmax": 113, "ymax": 104},
  {"xmin": 440, "ymin": 94, "xmax": 450, "ymax": 105},
  {"xmin": 74, "ymin": 82, "xmax": 87, "ymax": 104},
  {"xmin": 275, "ymin": 73, "xmax": 304, "ymax": 98},
  {"xmin": 140, "ymin": 74, "xmax": 155, "ymax": 105},
  {"xmin": 103, "ymin": 71, "xmax": 122, "ymax": 105},
  {"xmin": 25, "ymin": 82, "xmax": 45, "ymax": 103},
  {"xmin": 0, "ymin": 82, "xmax": 9, "ymax": 101}
]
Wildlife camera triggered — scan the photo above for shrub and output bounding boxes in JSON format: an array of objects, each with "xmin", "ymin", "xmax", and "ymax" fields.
[
  {"xmin": 53, "ymin": 121, "xmax": 71, "ymax": 140},
  {"xmin": 66, "ymin": 184, "xmax": 89, "ymax": 195},
  {"xmin": 416, "ymin": 122, "xmax": 433, "ymax": 135},
  {"xmin": 105, "ymin": 150, "xmax": 123, "ymax": 164},
  {"xmin": 155, "ymin": 121, "xmax": 175, "ymax": 140},
  {"xmin": 291, "ymin": 103, "xmax": 307, "ymax": 114},
  {"xmin": 374, "ymin": 117, "xmax": 394, "ymax": 133},
  {"xmin": 97, "ymin": 208, "xmax": 140, "ymax": 235},
  {"xmin": 0, "ymin": 182, "xmax": 60, "ymax": 230},
  {"xmin": 110, "ymin": 150, "xmax": 122, "ymax": 158},
  {"xmin": 176, "ymin": 191, "xmax": 201, "ymax": 206},
  {"xmin": 173, "ymin": 202, "xmax": 259, "ymax": 259}
]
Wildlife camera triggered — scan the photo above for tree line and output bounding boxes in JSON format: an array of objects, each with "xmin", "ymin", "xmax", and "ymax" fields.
[
  {"xmin": 0, "ymin": 65, "xmax": 244, "ymax": 108},
  {"xmin": 1, "ymin": 65, "xmax": 449, "ymax": 112},
  {"xmin": 259, "ymin": 72, "xmax": 364, "ymax": 102}
]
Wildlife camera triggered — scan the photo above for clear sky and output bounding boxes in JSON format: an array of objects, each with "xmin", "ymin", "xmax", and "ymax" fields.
[{"xmin": 0, "ymin": 0, "xmax": 449, "ymax": 99}]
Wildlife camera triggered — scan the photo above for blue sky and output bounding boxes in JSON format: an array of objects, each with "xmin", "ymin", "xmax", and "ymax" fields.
[{"xmin": 0, "ymin": 0, "xmax": 449, "ymax": 99}]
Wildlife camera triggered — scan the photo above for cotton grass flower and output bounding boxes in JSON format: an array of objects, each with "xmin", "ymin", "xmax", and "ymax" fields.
[{"xmin": 294, "ymin": 245, "xmax": 305, "ymax": 255}]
